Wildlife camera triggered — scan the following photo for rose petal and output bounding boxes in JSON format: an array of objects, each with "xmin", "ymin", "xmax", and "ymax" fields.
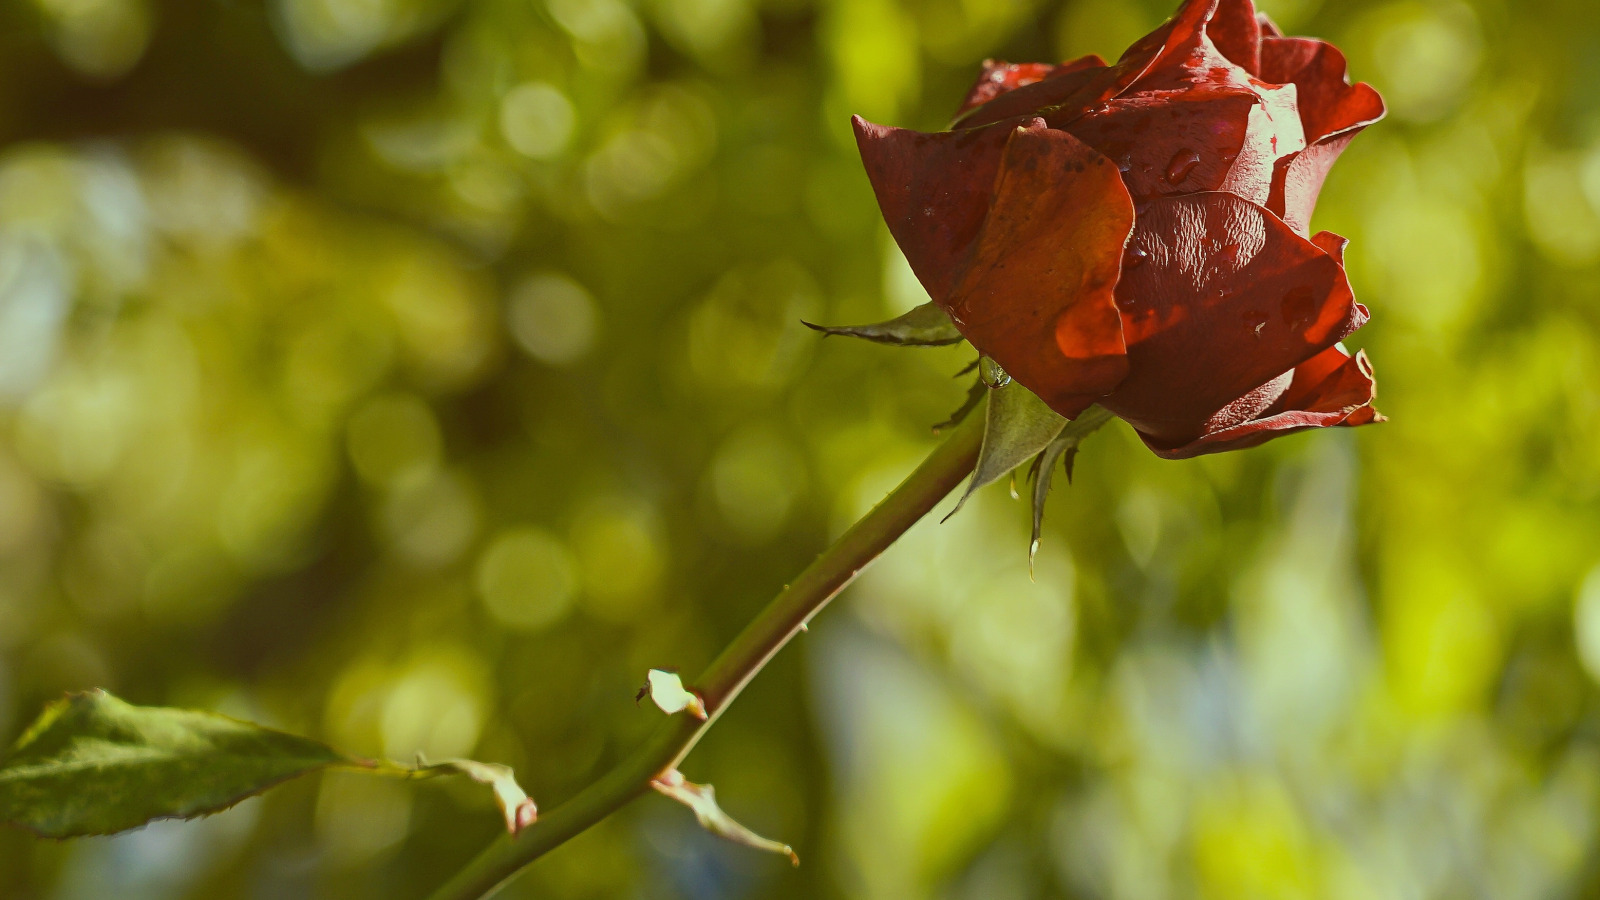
[
  {"xmin": 956, "ymin": 62, "xmax": 1062, "ymax": 117},
  {"xmin": 953, "ymin": 61, "xmax": 1120, "ymax": 130},
  {"xmin": 852, "ymin": 115, "xmax": 1013, "ymax": 301},
  {"xmin": 1260, "ymin": 37, "xmax": 1385, "ymax": 144},
  {"xmin": 1261, "ymin": 37, "xmax": 1386, "ymax": 233},
  {"xmin": 1070, "ymin": 0, "xmax": 1300, "ymax": 207},
  {"xmin": 1208, "ymin": 0, "xmax": 1263, "ymax": 76},
  {"xmin": 955, "ymin": 57, "xmax": 1107, "ymax": 118},
  {"xmin": 942, "ymin": 121, "xmax": 1137, "ymax": 418},
  {"xmin": 1053, "ymin": 54, "xmax": 1110, "ymax": 78},
  {"xmin": 1144, "ymin": 345, "xmax": 1382, "ymax": 458},
  {"xmin": 1100, "ymin": 193, "xmax": 1367, "ymax": 445},
  {"xmin": 1256, "ymin": 12, "xmax": 1285, "ymax": 38},
  {"xmin": 953, "ymin": 0, "xmax": 1218, "ymax": 131},
  {"xmin": 1117, "ymin": 0, "xmax": 1221, "ymax": 79},
  {"xmin": 1066, "ymin": 85, "xmax": 1290, "ymax": 206}
]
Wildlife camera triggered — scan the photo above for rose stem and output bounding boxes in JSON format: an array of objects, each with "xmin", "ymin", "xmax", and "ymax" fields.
[{"xmin": 423, "ymin": 404, "xmax": 985, "ymax": 900}]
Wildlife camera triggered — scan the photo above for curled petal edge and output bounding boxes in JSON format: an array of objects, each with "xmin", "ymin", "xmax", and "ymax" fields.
[
  {"xmin": 1141, "ymin": 346, "xmax": 1382, "ymax": 459},
  {"xmin": 955, "ymin": 56, "xmax": 1107, "ymax": 119}
]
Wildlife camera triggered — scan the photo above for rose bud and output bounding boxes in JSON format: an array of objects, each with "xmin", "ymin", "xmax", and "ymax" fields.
[{"xmin": 853, "ymin": 0, "xmax": 1386, "ymax": 458}]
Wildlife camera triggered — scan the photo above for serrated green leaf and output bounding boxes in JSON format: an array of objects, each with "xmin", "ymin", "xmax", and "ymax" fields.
[
  {"xmin": 0, "ymin": 690, "xmax": 347, "ymax": 838},
  {"xmin": 803, "ymin": 302, "xmax": 964, "ymax": 346},
  {"xmin": 652, "ymin": 769, "xmax": 798, "ymax": 866},
  {"xmin": 1029, "ymin": 406, "xmax": 1115, "ymax": 570},
  {"xmin": 945, "ymin": 380, "xmax": 1068, "ymax": 520},
  {"xmin": 0, "ymin": 690, "xmax": 538, "ymax": 839}
]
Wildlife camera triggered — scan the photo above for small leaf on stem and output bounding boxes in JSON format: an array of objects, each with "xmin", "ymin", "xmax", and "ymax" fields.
[
  {"xmin": 401, "ymin": 758, "xmax": 537, "ymax": 836},
  {"xmin": 1029, "ymin": 406, "xmax": 1116, "ymax": 571},
  {"xmin": 641, "ymin": 670, "xmax": 708, "ymax": 720},
  {"xmin": 802, "ymin": 302, "xmax": 964, "ymax": 346},
  {"xmin": 651, "ymin": 769, "xmax": 799, "ymax": 866},
  {"xmin": 945, "ymin": 377, "xmax": 1068, "ymax": 520}
]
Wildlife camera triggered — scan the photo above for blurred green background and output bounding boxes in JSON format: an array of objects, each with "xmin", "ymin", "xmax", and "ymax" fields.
[{"xmin": 1, "ymin": 0, "xmax": 1598, "ymax": 897}]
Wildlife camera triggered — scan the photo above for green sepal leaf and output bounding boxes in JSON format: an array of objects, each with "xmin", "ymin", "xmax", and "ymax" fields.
[
  {"xmin": 0, "ymin": 690, "xmax": 536, "ymax": 839},
  {"xmin": 802, "ymin": 302, "xmax": 964, "ymax": 347},
  {"xmin": 934, "ymin": 377, "xmax": 987, "ymax": 432},
  {"xmin": 945, "ymin": 379, "xmax": 1068, "ymax": 520},
  {"xmin": 1028, "ymin": 406, "xmax": 1115, "ymax": 570},
  {"xmin": 652, "ymin": 768, "xmax": 798, "ymax": 866}
]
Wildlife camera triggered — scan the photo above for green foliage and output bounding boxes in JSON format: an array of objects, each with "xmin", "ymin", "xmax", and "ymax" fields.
[
  {"xmin": 803, "ymin": 302, "xmax": 965, "ymax": 346},
  {"xmin": 0, "ymin": 691, "xmax": 344, "ymax": 838},
  {"xmin": 1029, "ymin": 405, "xmax": 1115, "ymax": 564},
  {"xmin": 949, "ymin": 378, "xmax": 1069, "ymax": 517},
  {"xmin": 0, "ymin": 691, "xmax": 532, "ymax": 840},
  {"xmin": 0, "ymin": 0, "xmax": 1598, "ymax": 897}
]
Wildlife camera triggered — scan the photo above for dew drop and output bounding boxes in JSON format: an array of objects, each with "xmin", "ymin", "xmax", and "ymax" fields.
[
  {"xmin": 1164, "ymin": 149, "xmax": 1202, "ymax": 184},
  {"xmin": 1123, "ymin": 246, "xmax": 1149, "ymax": 269},
  {"xmin": 979, "ymin": 356, "xmax": 1012, "ymax": 388}
]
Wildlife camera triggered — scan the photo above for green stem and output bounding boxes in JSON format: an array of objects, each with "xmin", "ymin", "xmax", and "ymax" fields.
[{"xmin": 424, "ymin": 407, "xmax": 987, "ymax": 900}]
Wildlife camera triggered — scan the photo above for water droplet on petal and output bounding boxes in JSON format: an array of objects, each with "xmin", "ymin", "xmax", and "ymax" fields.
[
  {"xmin": 1165, "ymin": 149, "xmax": 1202, "ymax": 185},
  {"xmin": 1122, "ymin": 246, "xmax": 1149, "ymax": 270}
]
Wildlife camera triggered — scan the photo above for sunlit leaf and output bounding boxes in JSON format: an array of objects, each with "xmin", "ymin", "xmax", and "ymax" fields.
[
  {"xmin": 803, "ymin": 302, "xmax": 964, "ymax": 346},
  {"xmin": 652, "ymin": 768, "xmax": 798, "ymax": 866},
  {"xmin": 946, "ymin": 379, "xmax": 1068, "ymax": 520},
  {"xmin": 639, "ymin": 669, "xmax": 708, "ymax": 720},
  {"xmin": 0, "ymin": 690, "xmax": 535, "ymax": 838},
  {"xmin": 0, "ymin": 690, "xmax": 345, "ymax": 838}
]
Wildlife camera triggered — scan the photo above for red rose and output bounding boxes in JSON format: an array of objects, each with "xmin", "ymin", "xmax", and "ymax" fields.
[{"xmin": 854, "ymin": 0, "xmax": 1385, "ymax": 458}]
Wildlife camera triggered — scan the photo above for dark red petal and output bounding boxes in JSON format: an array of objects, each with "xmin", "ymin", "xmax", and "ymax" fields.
[
  {"xmin": 942, "ymin": 121, "xmax": 1137, "ymax": 418},
  {"xmin": 953, "ymin": 60, "xmax": 1120, "ymax": 130},
  {"xmin": 953, "ymin": 0, "xmax": 1218, "ymax": 131},
  {"xmin": 1144, "ymin": 346, "xmax": 1382, "ymax": 458},
  {"xmin": 1054, "ymin": 54, "xmax": 1110, "ymax": 77},
  {"xmin": 1208, "ymin": 0, "xmax": 1263, "ymax": 76},
  {"xmin": 1256, "ymin": 12, "xmax": 1285, "ymax": 38},
  {"xmin": 1118, "ymin": 0, "xmax": 1220, "ymax": 78},
  {"xmin": 1060, "ymin": 0, "xmax": 1302, "ymax": 208},
  {"xmin": 1260, "ymin": 37, "xmax": 1384, "ymax": 234},
  {"xmin": 957, "ymin": 61, "xmax": 1067, "ymax": 118},
  {"xmin": 952, "ymin": 56, "xmax": 1110, "ymax": 120},
  {"xmin": 1260, "ymin": 37, "xmax": 1385, "ymax": 145},
  {"xmin": 1067, "ymin": 84, "xmax": 1297, "ymax": 207},
  {"xmin": 1100, "ymin": 193, "xmax": 1368, "ymax": 445},
  {"xmin": 852, "ymin": 115, "xmax": 1012, "ymax": 302}
]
